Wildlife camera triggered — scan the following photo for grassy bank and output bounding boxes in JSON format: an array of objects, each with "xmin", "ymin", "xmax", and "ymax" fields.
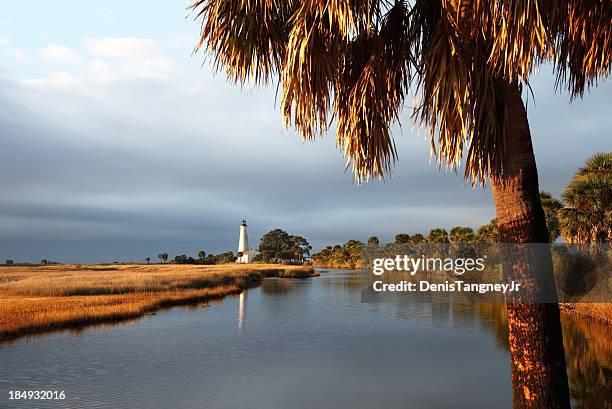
[{"xmin": 0, "ymin": 263, "xmax": 316, "ymax": 340}]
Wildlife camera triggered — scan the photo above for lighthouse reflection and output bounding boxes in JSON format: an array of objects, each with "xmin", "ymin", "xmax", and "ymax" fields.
[{"xmin": 238, "ymin": 291, "xmax": 247, "ymax": 332}]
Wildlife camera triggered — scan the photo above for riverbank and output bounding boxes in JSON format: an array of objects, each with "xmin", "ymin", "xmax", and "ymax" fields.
[
  {"xmin": 0, "ymin": 263, "xmax": 316, "ymax": 340},
  {"xmin": 313, "ymin": 262, "xmax": 364, "ymax": 269}
]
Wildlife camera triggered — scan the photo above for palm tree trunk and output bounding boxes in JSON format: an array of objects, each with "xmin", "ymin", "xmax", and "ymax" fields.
[{"xmin": 491, "ymin": 81, "xmax": 570, "ymax": 409}]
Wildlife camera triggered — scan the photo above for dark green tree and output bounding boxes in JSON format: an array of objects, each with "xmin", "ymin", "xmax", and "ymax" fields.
[
  {"xmin": 289, "ymin": 235, "xmax": 312, "ymax": 262},
  {"xmin": 449, "ymin": 226, "xmax": 476, "ymax": 243},
  {"xmin": 409, "ymin": 234, "xmax": 425, "ymax": 244},
  {"xmin": 259, "ymin": 229, "xmax": 291, "ymax": 261},
  {"xmin": 394, "ymin": 233, "xmax": 411, "ymax": 244},
  {"xmin": 427, "ymin": 228, "xmax": 449, "ymax": 244},
  {"xmin": 174, "ymin": 254, "xmax": 196, "ymax": 264},
  {"xmin": 215, "ymin": 251, "xmax": 236, "ymax": 264},
  {"xmin": 258, "ymin": 229, "xmax": 311, "ymax": 262}
]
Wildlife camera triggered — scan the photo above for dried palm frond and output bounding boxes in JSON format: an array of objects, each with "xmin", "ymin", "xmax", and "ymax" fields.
[
  {"xmin": 479, "ymin": 0, "xmax": 554, "ymax": 81},
  {"xmin": 416, "ymin": 7, "xmax": 469, "ymax": 167},
  {"xmin": 297, "ymin": 0, "xmax": 375, "ymax": 34},
  {"xmin": 335, "ymin": 2, "xmax": 413, "ymax": 180},
  {"xmin": 553, "ymin": 0, "xmax": 612, "ymax": 97},
  {"xmin": 192, "ymin": 0, "xmax": 612, "ymax": 184},
  {"xmin": 192, "ymin": 0, "xmax": 296, "ymax": 84},
  {"xmin": 464, "ymin": 44, "xmax": 508, "ymax": 184},
  {"xmin": 280, "ymin": 7, "xmax": 342, "ymax": 141}
]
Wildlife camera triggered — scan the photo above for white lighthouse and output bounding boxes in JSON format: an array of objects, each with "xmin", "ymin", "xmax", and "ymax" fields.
[{"xmin": 237, "ymin": 219, "xmax": 251, "ymax": 263}]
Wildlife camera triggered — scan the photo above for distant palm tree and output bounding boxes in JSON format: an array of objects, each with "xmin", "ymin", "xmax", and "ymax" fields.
[
  {"xmin": 394, "ymin": 233, "xmax": 411, "ymax": 244},
  {"xmin": 426, "ymin": 228, "xmax": 449, "ymax": 243},
  {"xmin": 477, "ymin": 219, "xmax": 500, "ymax": 243},
  {"xmin": 540, "ymin": 191, "xmax": 563, "ymax": 242},
  {"xmin": 145, "ymin": 257, "xmax": 150, "ymax": 264},
  {"xmin": 192, "ymin": 2, "xmax": 611, "ymax": 406},
  {"xmin": 449, "ymin": 226, "xmax": 476, "ymax": 243},
  {"xmin": 409, "ymin": 233, "xmax": 425, "ymax": 244},
  {"xmin": 559, "ymin": 152, "xmax": 611, "ymax": 243}
]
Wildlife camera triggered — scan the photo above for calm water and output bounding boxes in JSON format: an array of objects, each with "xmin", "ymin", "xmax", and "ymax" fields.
[{"xmin": 1, "ymin": 270, "xmax": 609, "ymax": 409}]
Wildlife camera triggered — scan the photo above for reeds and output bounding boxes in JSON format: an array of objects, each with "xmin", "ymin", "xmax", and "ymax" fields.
[{"xmin": 0, "ymin": 263, "xmax": 315, "ymax": 340}]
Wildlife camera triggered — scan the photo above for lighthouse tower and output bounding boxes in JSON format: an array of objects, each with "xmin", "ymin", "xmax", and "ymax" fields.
[{"xmin": 237, "ymin": 220, "xmax": 251, "ymax": 263}]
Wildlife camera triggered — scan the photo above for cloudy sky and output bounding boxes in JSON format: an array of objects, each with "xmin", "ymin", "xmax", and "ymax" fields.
[{"xmin": 0, "ymin": 1, "xmax": 610, "ymax": 263}]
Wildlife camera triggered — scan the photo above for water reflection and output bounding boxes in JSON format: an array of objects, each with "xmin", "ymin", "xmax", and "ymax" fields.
[
  {"xmin": 324, "ymin": 269, "xmax": 608, "ymax": 407},
  {"xmin": 561, "ymin": 313, "xmax": 612, "ymax": 409},
  {"xmin": 260, "ymin": 277, "xmax": 299, "ymax": 295},
  {"xmin": 0, "ymin": 269, "xmax": 607, "ymax": 409},
  {"xmin": 238, "ymin": 291, "xmax": 247, "ymax": 333}
]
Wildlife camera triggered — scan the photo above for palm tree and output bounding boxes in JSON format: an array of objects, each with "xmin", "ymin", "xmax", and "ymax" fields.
[
  {"xmin": 559, "ymin": 152, "xmax": 611, "ymax": 243},
  {"xmin": 426, "ymin": 228, "xmax": 449, "ymax": 243},
  {"xmin": 409, "ymin": 233, "xmax": 425, "ymax": 244},
  {"xmin": 192, "ymin": 2, "xmax": 611, "ymax": 407},
  {"xmin": 449, "ymin": 226, "xmax": 476, "ymax": 243},
  {"xmin": 540, "ymin": 191, "xmax": 563, "ymax": 242},
  {"xmin": 145, "ymin": 257, "xmax": 150, "ymax": 264},
  {"xmin": 477, "ymin": 219, "xmax": 500, "ymax": 243},
  {"xmin": 394, "ymin": 233, "xmax": 411, "ymax": 244},
  {"xmin": 367, "ymin": 236, "xmax": 380, "ymax": 246}
]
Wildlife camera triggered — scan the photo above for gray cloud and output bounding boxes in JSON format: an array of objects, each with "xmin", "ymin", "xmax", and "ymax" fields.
[{"xmin": 0, "ymin": 61, "xmax": 610, "ymax": 263}]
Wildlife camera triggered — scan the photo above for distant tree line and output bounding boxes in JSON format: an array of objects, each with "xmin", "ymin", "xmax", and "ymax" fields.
[
  {"xmin": 312, "ymin": 152, "xmax": 611, "ymax": 267},
  {"xmin": 148, "ymin": 250, "xmax": 237, "ymax": 265},
  {"xmin": 173, "ymin": 250, "xmax": 237, "ymax": 265},
  {"xmin": 2, "ymin": 154, "xmax": 607, "ymax": 267},
  {"xmin": 147, "ymin": 229, "xmax": 312, "ymax": 266}
]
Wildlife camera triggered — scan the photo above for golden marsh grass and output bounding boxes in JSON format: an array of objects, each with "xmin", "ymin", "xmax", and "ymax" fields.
[{"xmin": 0, "ymin": 263, "xmax": 315, "ymax": 340}]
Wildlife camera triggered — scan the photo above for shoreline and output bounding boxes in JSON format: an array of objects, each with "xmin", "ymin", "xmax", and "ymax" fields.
[
  {"xmin": 313, "ymin": 265, "xmax": 364, "ymax": 270},
  {"xmin": 0, "ymin": 263, "xmax": 317, "ymax": 342},
  {"xmin": 1, "ymin": 264, "xmax": 606, "ymax": 342}
]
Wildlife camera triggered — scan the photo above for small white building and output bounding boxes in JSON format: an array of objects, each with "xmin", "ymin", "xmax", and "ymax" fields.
[{"xmin": 237, "ymin": 219, "xmax": 257, "ymax": 263}]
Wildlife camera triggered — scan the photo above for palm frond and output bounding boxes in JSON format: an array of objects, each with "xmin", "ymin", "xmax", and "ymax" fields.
[
  {"xmin": 415, "ymin": 3, "xmax": 509, "ymax": 185},
  {"xmin": 481, "ymin": 0, "xmax": 553, "ymax": 81},
  {"xmin": 192, "ymin": 0, "xmax": 295, "ymax": 84},
  {"xmin": 192, "ymin": 0, "xmax": 612, "ymax": 185},
  {"xmin": 335, "ymin": 2, "xmax": 413, "ymax": 180},
  {"xmin": 416, "ymin": 7, "xmax": 468, "ymax": 170},
  {"xmin": 553, "ymin": 0, "xmax": 612, "ymax": 97},
  {"xmin": 279, "ymin": 3, "xmax": 344, "ymax": 141},
  {"xmin": 559, "ymin": 152, "xmax": 611, "ymax": 243}
]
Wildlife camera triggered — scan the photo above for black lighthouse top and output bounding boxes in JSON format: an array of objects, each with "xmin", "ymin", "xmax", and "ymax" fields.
[{"xmin": 241, "ymin": 219, "xmax": 247, "ymax": 227}]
